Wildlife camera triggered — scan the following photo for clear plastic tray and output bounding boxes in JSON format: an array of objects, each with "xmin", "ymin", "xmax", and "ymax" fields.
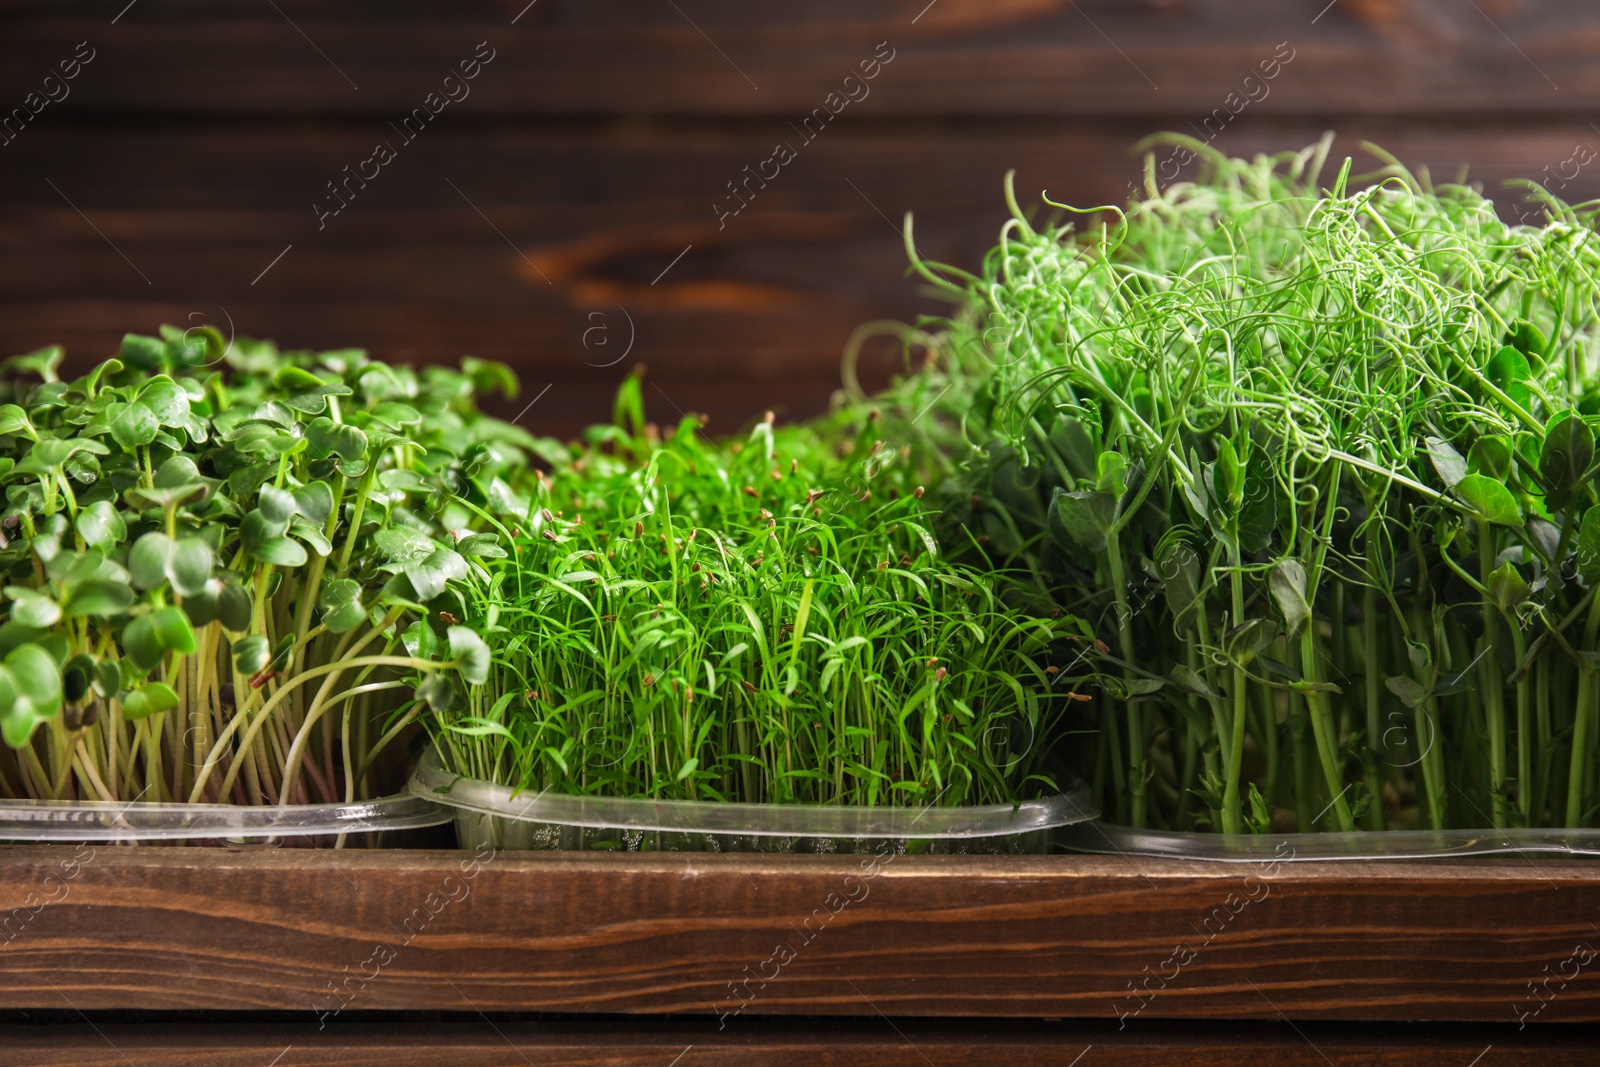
[
  {"xmin": 1060, "ymin": 820, "xmax": 1600, "ymax": 862},
  {"xmin": 411, "ymin": 749, "xmax": 1098, "ymax": 854},
  {"xmin": 0, "ymin": 792, "xmax": 451, "ymax": 845}
]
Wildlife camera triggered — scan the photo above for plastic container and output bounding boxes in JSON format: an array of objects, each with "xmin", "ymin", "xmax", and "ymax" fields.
[
  {"xmin": 0, "ymin": 791, "xmax": 452, "ymax": 846},
  {"xmin": 410, "ymin": 749, "xmax": 1098, "ymax": 854},
  {"xmin": 1059, "ymin": 820, "xmax": 1600, "ymax": 862}
]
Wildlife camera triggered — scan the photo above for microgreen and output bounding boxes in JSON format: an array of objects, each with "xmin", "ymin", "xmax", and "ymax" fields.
[
  {"xmin": 910, "ymin": 135, "xmax": 1600, "ymax": 833},
  {"xmin": 0, "ymin": 328, "xmax": 541, "ymax": 807},
  {"xmin": 420, "ymin": 371, "xmax": 1079, "ymax": 808}
]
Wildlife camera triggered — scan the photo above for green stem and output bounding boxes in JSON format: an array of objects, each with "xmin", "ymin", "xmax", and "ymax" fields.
[
  {"xmin": 1106, "ymin": 526, "xmax": 1144, "ymax": 828},
  {"xmin": 1477, "ymin": 520, "xmax": 1508, "ymax": 829},
  {"xmin": 1221, "ymin": 548, "xmax": 1248, "ymax": 835},
  {"xmin": 1564, "ymin": 593, "xmax": 1600, "ymax": 826}
]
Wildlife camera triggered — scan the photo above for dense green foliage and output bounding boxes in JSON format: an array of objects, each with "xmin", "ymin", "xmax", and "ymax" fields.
[
  {"xmin": 0, "ymin": 330, "xmax": 530, "ymax": 804},
  {"xmin": 424, "ymin": 372, "xmax": 1077, "ymax": 808},
  {"xmin": 914, "ymin": 136, "xmax": 1600, "ymax": 833}
]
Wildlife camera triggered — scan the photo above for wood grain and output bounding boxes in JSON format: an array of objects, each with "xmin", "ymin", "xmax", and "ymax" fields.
[
  {"xmin": 3, "ymin": 1, "xmax": 1599, "ymax": 116},
  {"xmin": 2, "ymin": 847, "xmax": 1599, "ymax": 1022},
  {"xmin": 0, "ymin": 1020, "xmax": 1596, "ymax": 1066}
]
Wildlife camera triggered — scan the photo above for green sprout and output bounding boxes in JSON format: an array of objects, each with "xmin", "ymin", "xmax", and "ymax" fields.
[{"xmin": 0, "ymin": 329, "xmax": 546, "ymax": 807}]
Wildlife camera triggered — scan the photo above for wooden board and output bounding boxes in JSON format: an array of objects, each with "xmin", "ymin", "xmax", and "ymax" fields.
[
  {"xmin": 0, "ymin": 1019, "xmax": 1597, "ymax": 1066},
  {"xmin": 2, "ymin": 847, "xmax": 1600, "ymax": 1024},
  {"xmin": 4, "ymin": 0, "xmax": 1599, "ymax": 116}
]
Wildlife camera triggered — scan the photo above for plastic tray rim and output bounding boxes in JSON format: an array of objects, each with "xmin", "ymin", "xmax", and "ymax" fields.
[
  {"xmin": 1061, "ymin": 820, "xmax": 1600, "ymax": 861},
  {"xmin": 0, "ymin": 791, "xmax": 452, "ymax": 841},
  {"xmin": 411, "ymin": 749, "xmax": 1098, "ymax": 839}
]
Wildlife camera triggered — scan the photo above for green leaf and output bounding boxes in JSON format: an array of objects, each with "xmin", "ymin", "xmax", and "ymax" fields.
[
  {"xmin": 1049, "ymin": 489, "xmax": 1117, "ymax": 554},
  {"xmin": 293, "ymin": 481, "xmax": 334, "ymax": 523},
  {"xmin": 1095, "ymin": 451, "xmax": 1128, "ymax": 497},
  {"xmin": 154, "ymin": 454, "xmax": 203, "ymax": 488},
  {"xmin": 226, "ymin": 461, "xmax": 276, "ymax": 500},
  {"xmin": 1455, "ymin": 473, "xmax": 1522, "ymax": 527},
  {"xmin": 257, "ymin": 485, "xmax": 299, "ymax": 525},
  {"xmin": 1574, "ymin": 508, "xmax": 1600, "ymax": 585},
  {"xmin": 414, "ymin": 672, "xmax": 461, "ymax": 713},
  {"xmin": 128, "ymin": 531, "xmax": 174, "ymax": 590},
  {"xmin": 1467, "ymin": 436, "xmax": 1513, "ymax": 480},
  {"xmin": 18, "ymin": 437, "xmax": 107, "ymax": 474},
  {"xmin": 305, "ymin": 418, "xmax": 369, "ymax": 463},
  {"xmin": 231, "ymin": 634, "xmax": 270, "ymax": 674},
  {"xmin": 252, "ymin": 536, "xmax": 308, "ymax": 567},
  {"xmin": 1509, "ymin": 319, "xmax": 1548, "ymax": 360},
  {"xmin": 1155, "ymin": 540, "xmax": 1202, "ymax": 630},
  {"xmin": 241, "ymin": 508, "xmax": 288, "ymax": 547},
  {"xmin": 0, "ymin": 623, "xmax": 45, "ymax": 660},
  {"xmin": 402, "ymin": 619, "xmax": 441, "ymax": 660},
  {"xmin": 138, "ymin": 379, "xmax": 193, "ymax": 425},
  {"xmin": 62, "ymin": 654, "xmax": 93, "ymax": 703},
  {"xmin": 5, "ymin": 587, "xmax": 61, "ymax": 629},
  {"xmin": 168, "ymin": 538, "xmax": 214, "ymax": 597},
  {"xmin": 0, "ymin": 403, "xmax": 35, "ymax": 437},
  {"xmin": 149, "ymin": 605, "xmax": 196, "ymax": 654},
  {"xmin": 1169, "ymin": 664, "xmax": 1220, "ymax": 701},
  {"xmin": 1540, "ymin": 410, "xmax": 1595, "ymax": 506},
  {"xmin": 121, "ymin": 682, "xmax": 179, "ymax": 721},
  {"xmin": 1047, "ymin": 414, "xmax": 1099, "ymax": 483},
  {"xmin": 1224, "ymin": 619, "xmax": 1280, "ymax": 667},
  {"xmin": 1489, "ymin": 561, "xmax": 1531, "ymax": 612},
  {"xmin": 405, "ymin": 547, "xmax": 468, "ymax": 602},
  {"xmin": 119, "ymin": 333, "xmax": 166, "ymax": 370},
  {"xmin": 375, "ymin": 526, "xmax": 436, "ymax": 563},
  {"xmin": 456, "ymin": 532, "xmax": 506, "ymax": 559},
  {"xmin": 1382, "ymin": 675, "xmax": 1433, "ymax": 710},
  {"xmin": 91, "ymin": 658, "xmax": 120, "ymax": 700},
  {"xmin": 1238, "ymin": 463, "xmax": 1278, "ymax": 553},
  {"xmin": 273, "ymin": 365, "xmax": 325, "ymax": 391},
  {"xmin": 121, "ymin": 615, "xmax": 164, "ymax": 670},
  {"xmin": 318, "ymin": 578, "xmax": 365, "ymax": 634},
  {"xmin": 1424, "ymin": 436, "xmax": 1467, "ymax": 489},
  {"xmin": 1212, "ymin": 437, "xmax": 1244, "ymax": 510},
  {"xmin": 67, "ymin": 580, "xmax": 135, "ymax": 618},
  {"xmin": 1, "ymin": 344, "xmax": 64, "ymax": 381},
  {"xmin": 1269, "ymin": 559, "xmax": 1311, "ymax": 640},
  {"xmin": 110, "ymin": 403, "xmax": 159, "ymax": 449},
  {"xmin": 6, "ymin": 644, "xmax": 61, "ymax": 707},
  {"xmin": 217, "ymin": 583, "xmax": 252, "ymax": 632},
  {"xmin": 290, "ymin": 516, "xmax": 332, "ymax": 557},
  {"xmin": 448, "ymin": 625, "xmax": 490, "ymax": 685},
  {"xmin": 182, "ymin": 583, "xmax": 220, "ymax": 627},
  {"xmin": 370, "ymin": 401, "xmax": 423, "ymax": 430},
  {"xmin": 0, "ymin": 644, "xmax": 63, "ymax": 746},
  {"xmin": 123, "ymin": 484, "xmax": 208, "ymax": 510},
  {"xmin": 462, "ymin": 357, "xmax": 520, "ymax": 398},
  {"xmin": 322, "ymin": 600, "xmax": 366, "ymax": 634},
  {"xmin": 75, "ymin": 500, "xmax": 127, "ymax": 551},
  {"xmin": 1488, "ymin": 344, "xmax": 1533, "ymax": 412}
]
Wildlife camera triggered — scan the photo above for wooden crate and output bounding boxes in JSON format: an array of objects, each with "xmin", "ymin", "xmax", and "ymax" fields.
[{"xmin": 3, "ymin": 846, "xmax": 1600, "ymax": 1063}]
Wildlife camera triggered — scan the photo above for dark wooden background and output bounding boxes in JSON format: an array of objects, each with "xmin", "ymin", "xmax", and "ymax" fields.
[{"xmin": 3, "ymin": 0, "xmax": 1600, "ymax": 437}]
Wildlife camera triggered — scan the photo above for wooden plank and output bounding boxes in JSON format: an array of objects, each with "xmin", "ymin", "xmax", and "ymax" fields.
[
  {"xmin": 0, "ymin": 1020, "xmax": 1597, "ymax": 1066},
  {"xmin": 2, "ymin": 1, "xmax": 1598, "ymax": 117},
  {"xmin": 3, "ymin": 119, "xmax": 1598, "ymax": 437},
  {"xmin": 2, "ymin": 846, "xmax": 1600, "ymax": 1022}
]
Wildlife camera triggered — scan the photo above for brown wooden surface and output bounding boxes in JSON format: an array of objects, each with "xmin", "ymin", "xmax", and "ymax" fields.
[
  {"xmin": 0, "ymin": 1020, "xmax": 1595, "ymax": 1066},
  {"xmin": 4, "ymin": 3, "xmax": 1600, "ymax": 435},
  {"xmin": 1, "ymin": 847, "xmax": 1599, "ymax": 1024},
  {"xmin": 3, "ymin": 1, "xmax": 1599, "ymax": 117}
]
